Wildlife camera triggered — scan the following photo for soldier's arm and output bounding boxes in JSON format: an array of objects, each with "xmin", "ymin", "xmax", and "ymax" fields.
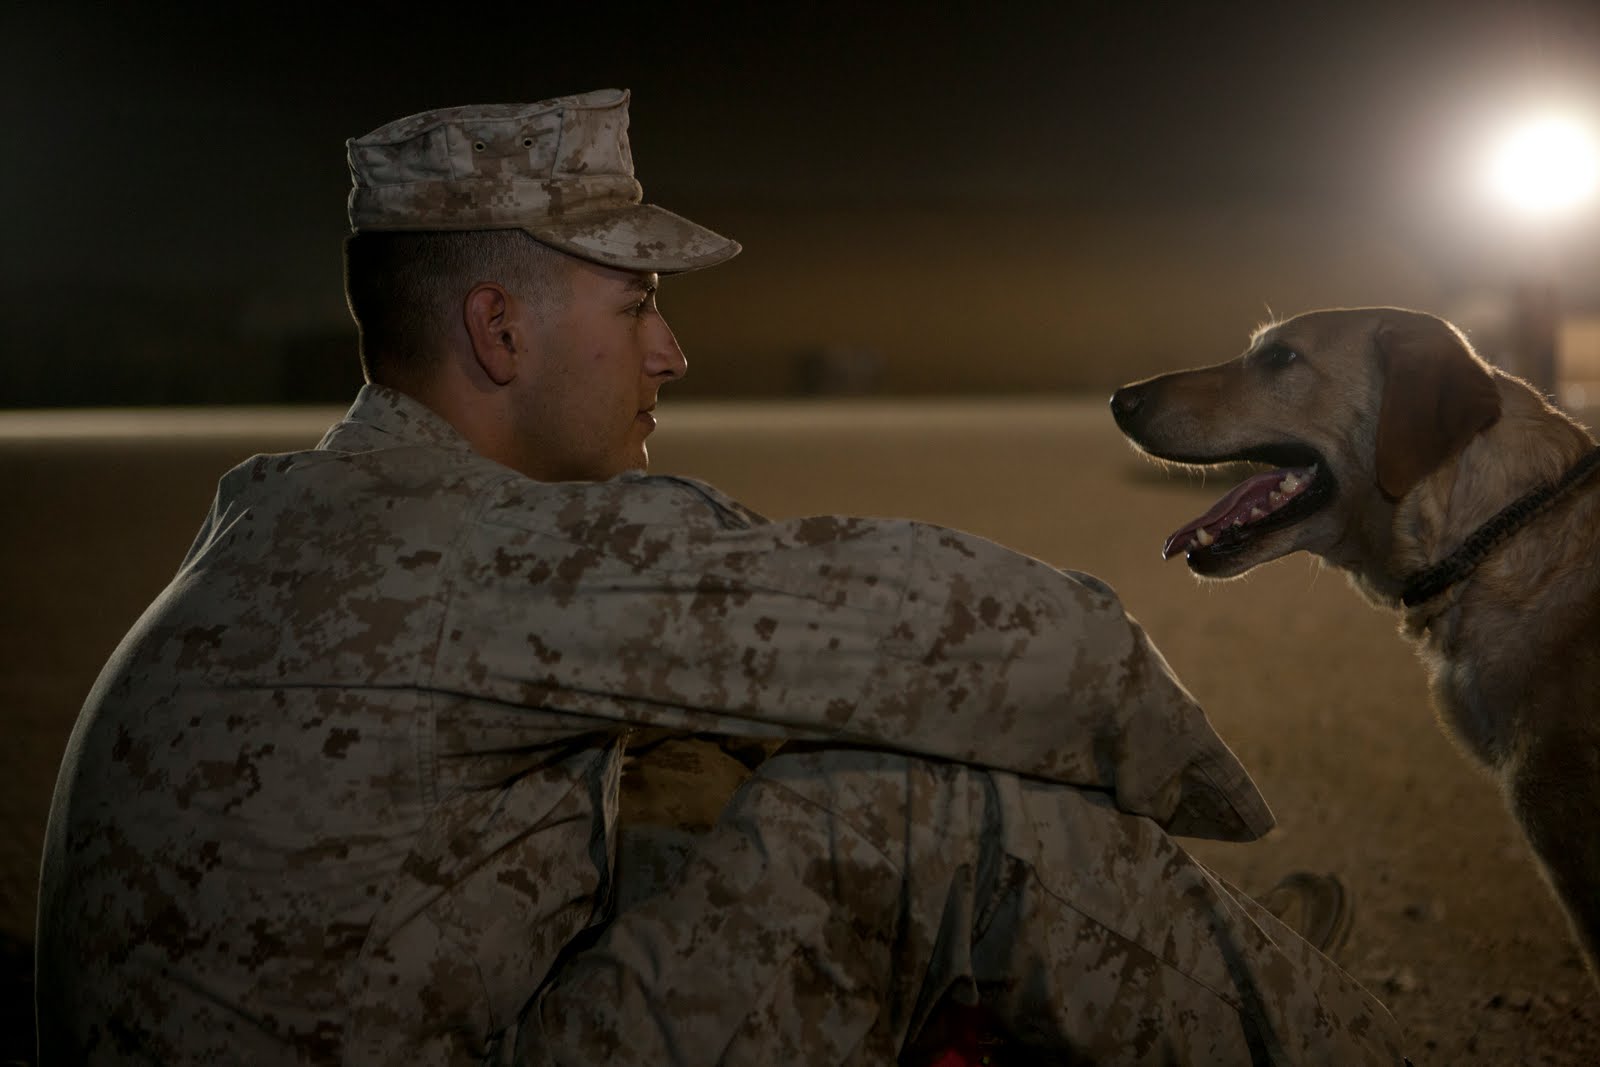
[{"xmin": 434, "ymin": 478, "xmax": 1271, "ymax": 841}]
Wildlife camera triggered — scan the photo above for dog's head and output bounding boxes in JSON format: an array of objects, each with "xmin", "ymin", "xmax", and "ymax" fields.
[{"xmin": 1110, "ymin": 307, "xmax": 1502, "ymax": 581}]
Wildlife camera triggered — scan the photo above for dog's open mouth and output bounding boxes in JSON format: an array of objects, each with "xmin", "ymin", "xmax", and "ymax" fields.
[{"xmin": 1161, "ymin": 446, "xmax": 1335, "ymax": 569}]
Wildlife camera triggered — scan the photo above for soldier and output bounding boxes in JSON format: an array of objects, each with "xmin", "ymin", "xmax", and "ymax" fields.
[{"xmin": 36, "ymin": 89, "xmax": 1409, "ymax": 1065}]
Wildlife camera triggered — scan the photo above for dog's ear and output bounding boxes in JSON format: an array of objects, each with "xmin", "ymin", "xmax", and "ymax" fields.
[{"xmin": 1375, "ymin": 315, "xmax": 1502, "ymax": 500}]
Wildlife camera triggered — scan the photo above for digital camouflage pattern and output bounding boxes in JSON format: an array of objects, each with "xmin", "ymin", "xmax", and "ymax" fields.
[
  {"xmin": 36, "ymin": 385, "xmax": 1403, "ymax": 1064},
  {"xmin": 533, "ymin": 749, "xmax": 1408, "ymax": 1065},
  {"xmin": 346, "ymin": 89, "xmax": 741, "ymax": 273}
]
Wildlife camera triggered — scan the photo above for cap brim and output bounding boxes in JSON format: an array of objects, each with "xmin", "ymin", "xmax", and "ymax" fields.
[{"xmin": 525, "ymin": 203, "xmax": 740, "ymax": 274}]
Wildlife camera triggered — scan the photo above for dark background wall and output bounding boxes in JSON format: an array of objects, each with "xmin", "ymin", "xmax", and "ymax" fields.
[{"xmin": 5, "ymin": 1, "xmax": 1600, "ymax": 404}]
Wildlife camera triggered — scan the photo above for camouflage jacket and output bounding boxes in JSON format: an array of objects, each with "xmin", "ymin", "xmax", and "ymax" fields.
[{"xmin": 37, "ymin": 385, "xmax": 1271, "ymax": 1064}]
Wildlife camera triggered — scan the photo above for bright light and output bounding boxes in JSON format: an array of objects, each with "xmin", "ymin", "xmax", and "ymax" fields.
[{"xmin": 1486, "ymin": 114, "xmax": 1600, "ymax": 218}]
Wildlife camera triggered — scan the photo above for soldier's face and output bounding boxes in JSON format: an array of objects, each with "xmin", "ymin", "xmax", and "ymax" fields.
[{"xmin": 511, "ymin": 260, "xmax": 686, "ymax": 481}]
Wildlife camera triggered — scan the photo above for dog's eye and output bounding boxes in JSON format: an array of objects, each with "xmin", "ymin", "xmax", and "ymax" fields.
[{"xmin": 1259, "ymin": 342, "xmax": 1299, "ymax": 369}]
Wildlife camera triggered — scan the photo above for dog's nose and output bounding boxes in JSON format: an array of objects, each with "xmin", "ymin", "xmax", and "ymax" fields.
[{"xmin": 1110, "ymin": 384, "xmax": 1145, "ymax": 427}]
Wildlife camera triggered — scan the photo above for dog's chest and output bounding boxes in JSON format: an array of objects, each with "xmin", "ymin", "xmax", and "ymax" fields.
[
  {"xmin": 1422, "ymin": 619, "xmax": 1600, "ymax": 773},
  {"xmin": 1420, "ymin": 643, "xmax": 1521, "ymax": 770}
]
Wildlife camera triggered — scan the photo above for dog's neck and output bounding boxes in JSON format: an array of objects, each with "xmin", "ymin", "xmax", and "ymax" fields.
[
  {"xmin": 1400, "ymin": 445, "xmax": 1600, "ymax": 607},
  {"xmin": 1389, "ymin": 377, "xmax": 1597, "ymax": 631},
  {"xmin": 1372, "ymin": 379, "xmax": 1600, "ymax": 767}
]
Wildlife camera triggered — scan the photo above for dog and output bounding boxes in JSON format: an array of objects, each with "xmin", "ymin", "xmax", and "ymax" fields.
[{"xmin": 1110, "ymin": 306, "xmax": 1600, "ymax": 984}]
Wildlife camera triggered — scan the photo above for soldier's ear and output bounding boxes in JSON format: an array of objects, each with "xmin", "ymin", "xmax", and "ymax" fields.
[
  {"xmin": 463, "ymin": 283, "xmax": 519, "ymax": 386},
  {"xmin": 1374, "ymin": 315, "xmax": 1502, "ymax": 500}
]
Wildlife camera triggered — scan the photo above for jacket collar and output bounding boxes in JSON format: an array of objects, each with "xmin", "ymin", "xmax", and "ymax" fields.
[{"xmin": 317, "ymin": 384, "xmax": 474, "ymax": 455}]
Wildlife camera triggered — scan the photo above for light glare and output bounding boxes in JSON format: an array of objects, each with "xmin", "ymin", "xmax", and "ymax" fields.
[{"xmin": 1487, "ymin": 115, "xmax": 1600, "ymax": 218}]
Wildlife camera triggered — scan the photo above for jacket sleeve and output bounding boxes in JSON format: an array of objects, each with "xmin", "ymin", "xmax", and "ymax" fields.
[{"xmin": 432, "ymin": 475, "xmax": 1273, "ymax": 841}]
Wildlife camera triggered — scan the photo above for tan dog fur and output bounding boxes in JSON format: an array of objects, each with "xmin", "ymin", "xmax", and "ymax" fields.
[{"xmin": 1112, "ymin": 307, "xmax": 1600, "ymax": 985}]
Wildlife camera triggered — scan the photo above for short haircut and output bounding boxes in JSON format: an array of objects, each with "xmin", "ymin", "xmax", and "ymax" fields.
[{"xmin": 343, "ymin": 229, "xmax": 572, "ymax": 387}]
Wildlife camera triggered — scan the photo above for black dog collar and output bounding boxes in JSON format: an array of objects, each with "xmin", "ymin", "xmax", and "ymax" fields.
[{"xmin": 1401, "ymin": 444, "xmax": 1600, "ymax": 608}]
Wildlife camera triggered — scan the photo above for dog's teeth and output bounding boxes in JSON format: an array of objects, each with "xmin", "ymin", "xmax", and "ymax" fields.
[
  {"xmin": 1269, "ymin": 491, "xmax": 1282, "ymax": 503},
  {"xmin": 1195, "ymin": 528, "xmax": 1214, "ymax": 547},
  {"xmin": 1249, "ymin": 506, "xmax": 1265, "ymax": 519},
  {"xmin": 1279, "ymin": 473, "xmax": 1300, "ymax": 494}
]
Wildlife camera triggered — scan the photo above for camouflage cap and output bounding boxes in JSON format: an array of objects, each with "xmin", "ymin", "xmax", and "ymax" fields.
[{"xmin": 346, "ymin": 88, "xmax": 740, "ymax": 273}]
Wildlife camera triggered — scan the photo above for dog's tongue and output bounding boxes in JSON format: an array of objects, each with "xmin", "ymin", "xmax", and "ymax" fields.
[{"xmin": 1162, "ymin": 469, "xmax": 1297, "ymax": 559}]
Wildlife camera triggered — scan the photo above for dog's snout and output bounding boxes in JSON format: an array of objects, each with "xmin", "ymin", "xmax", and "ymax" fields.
[{"xmin": 1110, "ymin": 384, "xmax": 1147, "ymax": 429}]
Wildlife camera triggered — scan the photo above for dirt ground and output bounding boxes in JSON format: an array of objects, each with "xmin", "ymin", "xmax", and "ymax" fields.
[{"xmin": 3, "ymin": 397, "xmax": 1597, "ymax": 1064}]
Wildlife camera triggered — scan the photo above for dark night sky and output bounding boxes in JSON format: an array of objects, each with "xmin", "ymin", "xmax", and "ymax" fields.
[{"xmin": 6, "ymin": 2, "xmax": 1600, "ymax": 402}]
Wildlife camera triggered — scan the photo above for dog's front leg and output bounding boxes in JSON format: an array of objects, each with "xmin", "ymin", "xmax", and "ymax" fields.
[{"xmin": 1508, "ymin": 726, "xmax": 1600, "ymax": 987}]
